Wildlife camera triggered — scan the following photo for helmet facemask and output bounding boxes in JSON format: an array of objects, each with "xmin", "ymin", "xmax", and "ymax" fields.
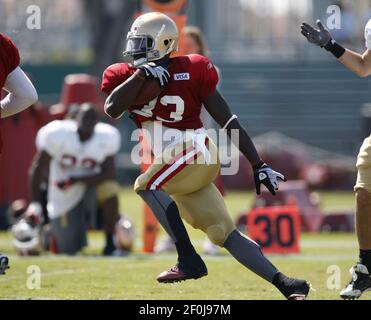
[
  {"xmin": 123, "ymin": 33, "xmax": 160, "ymax": 67},
  {"xmin": 123, "ymin": 32, "xmax": 178, "ymax": 67}
]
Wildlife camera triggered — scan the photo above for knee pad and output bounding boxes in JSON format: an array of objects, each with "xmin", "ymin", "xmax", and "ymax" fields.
[{"xmin": 206, "ymin": 224, "xmax": 234, "ymax": 247}]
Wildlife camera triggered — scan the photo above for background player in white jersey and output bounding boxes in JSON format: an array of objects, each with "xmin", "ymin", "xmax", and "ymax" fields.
[
  {"xmin": 301, "ymin": 19, "xmax": 371, "ymax": 299},
  {"xmin": 26, "ymin": 104, "xmax": 122, "ymax": 255}
]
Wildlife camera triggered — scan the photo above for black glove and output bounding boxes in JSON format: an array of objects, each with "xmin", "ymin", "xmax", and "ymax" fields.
[
  {"xmin": 301, "ymin": 20, "xmax": 332, "ymax": 47},
  {"xmin": 253, "ymin": 162, "xmax": 287, "ymax": 196},
  {"xmin": 138, "ymin": 62, "xmax": 170, "ymax": 87}
]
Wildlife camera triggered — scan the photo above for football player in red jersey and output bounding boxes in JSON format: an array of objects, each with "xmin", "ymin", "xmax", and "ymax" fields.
[
  {"xmin": 0, "ymin": 32, "xmax": 38, "ymax": 122},
  {"xmin": 0, "ymin": 32, "xmax": 38, "ymax": 275},
  {"xmin": 102, "ymin": 12, "xmax": 310, "ymax": 299}
]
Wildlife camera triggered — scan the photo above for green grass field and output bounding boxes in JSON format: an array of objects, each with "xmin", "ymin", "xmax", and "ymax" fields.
[{"xmin": 0, "ymin": 188, "xmax": 364, "ymax": 300}]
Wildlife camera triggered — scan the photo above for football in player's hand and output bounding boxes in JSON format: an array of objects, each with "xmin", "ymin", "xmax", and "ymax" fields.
[{"xmin": 134, "ymin": 78, "xmax": 163, "ymax": 105}]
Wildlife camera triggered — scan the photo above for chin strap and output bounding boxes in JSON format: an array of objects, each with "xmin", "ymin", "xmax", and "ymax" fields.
[{"xmin": 166, "ymin": 39, "xmax": 177, "ymax": 55}]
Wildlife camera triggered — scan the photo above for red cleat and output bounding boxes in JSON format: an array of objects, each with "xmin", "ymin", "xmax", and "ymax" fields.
[{"xmin": 157, "ymin": 264, "xmax": 208, "ymax": 283}]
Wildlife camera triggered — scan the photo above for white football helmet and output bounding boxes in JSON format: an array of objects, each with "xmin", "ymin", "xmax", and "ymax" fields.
[
  {"xmin": 114, "ymin": 216, "xmax": 135, "ymax": 252},
  {"xmin": 123, "ymin": 12, "xmax": 179, "ymax": 67},
  {"xmin": 11, "ymin": 219, "xmax": 42, "ymax": 256}
]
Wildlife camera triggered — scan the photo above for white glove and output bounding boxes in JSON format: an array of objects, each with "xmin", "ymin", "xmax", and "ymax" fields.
[{"xmin": 139, "ymin": 62, "xmax": 170, "ymax": 87}]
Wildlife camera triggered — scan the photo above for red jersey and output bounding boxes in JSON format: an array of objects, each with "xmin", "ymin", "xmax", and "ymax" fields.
[
  {"xmin": 0, "ymin": 32, "xmax": 20, "ymax": 151},
  {"xmin": 101, "ymin": 54, "xmax": 219, "ymax": 130}
]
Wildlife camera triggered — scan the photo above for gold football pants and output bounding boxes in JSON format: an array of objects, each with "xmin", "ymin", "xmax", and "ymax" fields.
[
  {"xmin": 134, "ymin": 137, "xmax": 235, "ymax": 246},
  {"xmin": 355, "ymin": 135, "xmax": 371, "ymax": 192}
]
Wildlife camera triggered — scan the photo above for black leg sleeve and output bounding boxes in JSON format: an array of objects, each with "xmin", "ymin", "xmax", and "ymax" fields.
[{"xmin": 138, "ymin": 190, "xmax": 198, "ymax": 258}]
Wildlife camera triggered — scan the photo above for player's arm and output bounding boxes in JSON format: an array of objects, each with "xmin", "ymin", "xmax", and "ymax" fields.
[
  {"xmin": 204, "ymin": 90, "xmax": 286, "ymax": 195},
  {"xmin": 29, "ymin": 150, "xmax": 51, "ymax": 202},
  {"xmin": 26, "ymin": 150, "xmax": 51, "ymax": 220},
  {"xmin": 301, "ymin": 20, "xmax": 371, "ymax": 77},
  {"xmin": 104, "ymin": 69, "xmax": 147, "ymax": 119},
  {"xmin": 104, "ymin": 63, "xmax": 170, "ymax": 119},
  {"xmin": 338, "ymin": 49, "xmax": 371, "ymax": 78},
  {"xmin": 68, "ymin": 156, "xmax": 116, "ymax": 187},
  {"xmin": 204, "ymin": 90, "xmax": 261, "ymax": 166},
  {"xmin": 0, "ymin": 67, "xmax": 38, "ymax": 118}
]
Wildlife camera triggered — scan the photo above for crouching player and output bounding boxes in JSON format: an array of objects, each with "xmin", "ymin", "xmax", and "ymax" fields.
[{"xmin": 26, "ymin": 104, "xmax": 122, "ymax": 255}]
